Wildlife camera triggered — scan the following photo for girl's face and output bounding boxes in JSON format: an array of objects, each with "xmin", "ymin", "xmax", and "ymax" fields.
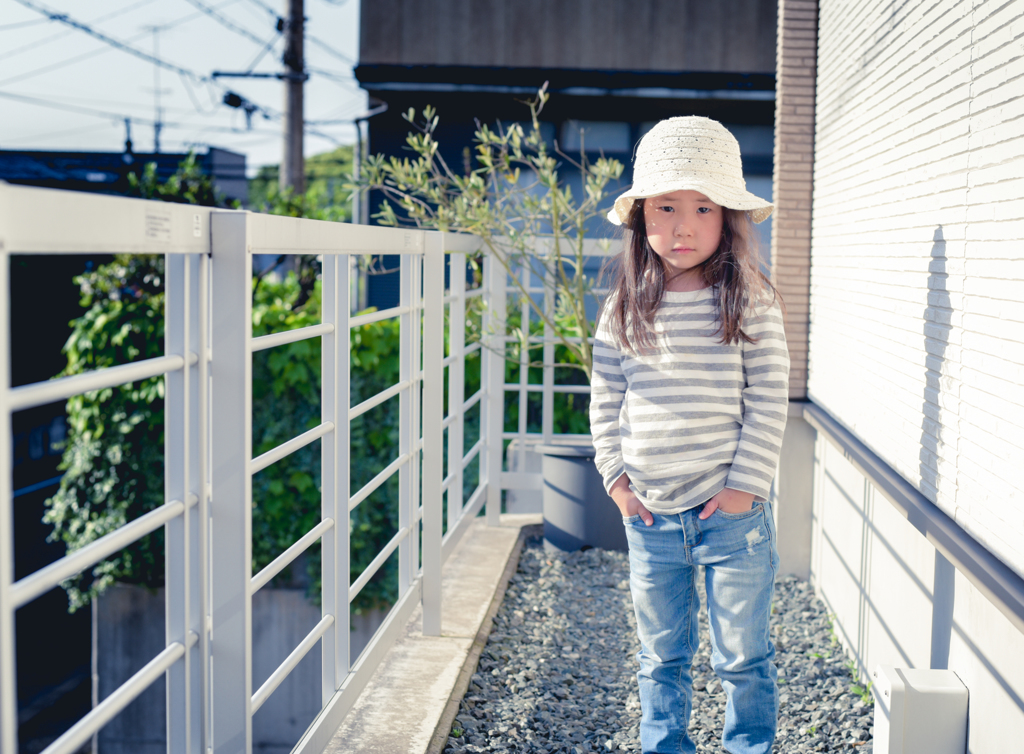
[{"xmin": 643, "ymin": 190, "xmax": 724, "ymax": 285}]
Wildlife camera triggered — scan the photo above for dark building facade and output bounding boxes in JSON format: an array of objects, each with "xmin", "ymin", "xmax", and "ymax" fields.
[
  {"xmin": 355, "ymin": 0, "xmax": 779, "ymax": 307},
  {"xmin": 0, "ymin": 146, "xmax": 247, "ymax": 206}
]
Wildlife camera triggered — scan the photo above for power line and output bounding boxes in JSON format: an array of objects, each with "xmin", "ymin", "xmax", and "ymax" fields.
[
  {"xmin": 81, "ymin": 0, "xmax": 162, "ymax": 25},
  {"xmin": 244, "ymin": 28, "xmax": 282, "ymax": 72},
  {"xmin": 244, "ymin": 0, "xmax": 278, "ymax": 17},
  {"xmin": 12, "ymin": 0, "xmax": 209, "ymax": 81},
  {"xmin": 1, "ymin": 121, "xmax": 115, "ymax": 146},
  {"xmin": 9, "ymin": 0, "xmax": 281, "ymax": 121},
  {"xmin": 178, "ymin": 74, "xmax": 220, "ymax": 115},
  {"xmin": 0, "ymin": 0, "xmax": 158, "ymax": 63},
  {"xmin": 0, "ymin": 89, "xmax": 162, "ymax": 126},
  {"xmin": 307, "ymin": 35, "xmax": 354, "ymax": 66},
  {"xmin": 0, "ymin": 46, "xmax": 120, "ymax": 88},
  {"xmin": 243, "ymin": 0, "xmax": 355, "ymax": 67},
  {"xmin": 308, "ymin": 67, "xmax": 358, "ymax": 84},
  {"xmin": 0, "ymin": 89, "xmax": 337, "ymax": 142},
  {"xmin": 181, "ymin": 0, "xmax": 269, "ymax": 48},
  {"xmin": 7, "ymin": 89, "xmax": 206, "ymax": 114},
  {"xmin": 0, "ymin": 17, "xmax": 48, "ymax": 31},
  {"xmin": 0, "ymin": 2, "xmax": 226, "ymax": 79}
]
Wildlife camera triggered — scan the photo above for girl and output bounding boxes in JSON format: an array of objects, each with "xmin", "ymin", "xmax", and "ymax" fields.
[{"xmin": 590, "ymin": 116, "xmax": 789, "ymax": 754}]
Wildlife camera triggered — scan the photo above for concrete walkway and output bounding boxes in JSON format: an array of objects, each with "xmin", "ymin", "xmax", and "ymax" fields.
[{"xmin": 322, "ymin": 513, "xmax": 542, "ymax": 754}]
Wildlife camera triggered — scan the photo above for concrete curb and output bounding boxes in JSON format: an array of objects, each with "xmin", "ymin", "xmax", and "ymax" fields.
[
  {"xmin": 320, "ymin": 514, "xmax": 543, "ymax": 753},
  {"xmin": 425, "ymin": 523, "xmax": 542, "ymax": 754}
]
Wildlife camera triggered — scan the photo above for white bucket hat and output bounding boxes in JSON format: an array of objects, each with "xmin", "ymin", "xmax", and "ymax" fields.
[{"xmin": 607, "ymin": 116, "xmax": 774, "ymax": 226}]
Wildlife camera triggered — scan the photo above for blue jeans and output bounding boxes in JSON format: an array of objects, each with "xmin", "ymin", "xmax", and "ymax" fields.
[{"xmin": 623, "ymin": 501, "xmax": 779, "ymax": 754}]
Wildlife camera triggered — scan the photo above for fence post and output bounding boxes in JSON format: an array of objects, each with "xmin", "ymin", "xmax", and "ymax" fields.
[
  {"xmin": 321, "ymin": 252, "xmax": 350, "ymax": 702},
  {"xmin": 542, "ymin": 245, "xmax": 555, "ymax": 444},
  {"xmin": 195, "ymin": 252, "xmax": 210, "ymax": 752},
  {"xmin": 320, "ymin": 254, "xmax": 338, "ymax": 701},
  {"xmin": 210, "ymin": 211, "xmax": 253, "ymax": 753},
  {"xmin": 0, "ymin": 248, "xmax": 16, "ymax": 754},
  {"xmin": 165, "ymin": 253, "xmax": 191, "ymax": 753},
  {"xmin": 447, "ymin": 252, "xmax": 466, "ymax": 526},
  {"xmin": 409, "ymin": 250, "xmax": 422, "ymax": 583},
  {"xmin": 421, "ymin": 233, "xmax": 445, "ymax": 635},
  {"xmin": 484, "ymin": 252, "xmax": 506, "ymax": 527},
  {"xmin": 399, "ymin": 253, "xmax": 414, "ymax": 594}
]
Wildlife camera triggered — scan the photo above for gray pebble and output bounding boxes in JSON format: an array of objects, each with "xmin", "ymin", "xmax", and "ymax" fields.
[{"xmin": 443, "ymin": 534, "xmax": 874, "ymax": 753}]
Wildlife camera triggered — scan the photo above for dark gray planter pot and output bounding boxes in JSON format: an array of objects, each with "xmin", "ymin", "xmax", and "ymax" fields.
[{"xmin": 537, "ymin": 442, "xmax": 627, "ymax": 552}]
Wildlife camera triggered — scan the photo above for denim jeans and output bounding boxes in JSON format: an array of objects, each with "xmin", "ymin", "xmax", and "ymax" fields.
[{"xmin": 623, "ymin": 501, "xmax": 779, "ymax": 754}]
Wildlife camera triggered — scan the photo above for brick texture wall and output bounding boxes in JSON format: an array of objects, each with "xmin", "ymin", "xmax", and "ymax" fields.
[
  {"xmin": 770, "ymin": 0, "xmax": 817, "ymax": 400},
  {"xmin": 808, "ymin": 0, "xmax": 1024, "ymax": 575}
]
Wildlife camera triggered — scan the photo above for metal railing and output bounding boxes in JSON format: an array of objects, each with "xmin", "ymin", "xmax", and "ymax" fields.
[
  {"xmin": 206, "ymin": 211, "xmax": 493, "ymax": 753},
  {"xmin": 492, "ymin": 241, "xmax": 615, "ymax": 494},
  {"xmin": 0, "ymin": 184, "xmax": 212, "ymax": 754},
  {"xmin": 0, "ymin": 183, "xmax": 496, "ymax": 754},
  {"xmin": 0, "ymin": 182, "xmax": 618, "ymax": 754}
]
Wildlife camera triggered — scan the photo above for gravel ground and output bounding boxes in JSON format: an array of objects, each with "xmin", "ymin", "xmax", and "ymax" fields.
[{"xmin": 442, "ymin": 533, "xmax": 874, "ymax": 754}]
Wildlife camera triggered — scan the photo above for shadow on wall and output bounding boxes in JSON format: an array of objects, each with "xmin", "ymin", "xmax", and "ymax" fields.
[
  {"xmin": 814, "ymin": 225, "xmax": 1024, "ymax": 742},
  {"xmin": 818, "ymin": 440, "xmax": 1024, "ymax": 712},
  {"xmin": 921, "ymin": 225, "xmax": 955, "ymax": 670}
]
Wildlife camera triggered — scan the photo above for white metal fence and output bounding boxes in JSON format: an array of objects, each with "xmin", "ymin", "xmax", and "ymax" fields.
[
  {"xmin": 0, "ymin": 182, "xmax": 615, "ymax": 754},
  {"xmin": 494, "ymin": 243, "xmax": 613, "ymax": 495}
]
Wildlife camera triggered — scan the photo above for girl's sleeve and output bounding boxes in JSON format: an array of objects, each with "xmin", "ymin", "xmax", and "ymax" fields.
[
  {"xmin": 589, "ymin": 307, "xmax": 628, "ymax": 494},
  {"xmin": 726, "ymin": 297, "xmax": 790, "ymax": 502}
]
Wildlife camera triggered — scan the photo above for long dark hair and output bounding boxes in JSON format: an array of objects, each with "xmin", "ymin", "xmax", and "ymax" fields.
[{"xmin": 603, "ymin": 199, "xmax": 780, "ymax": 355}]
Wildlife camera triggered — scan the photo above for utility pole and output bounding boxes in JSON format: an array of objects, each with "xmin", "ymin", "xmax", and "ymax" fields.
[
  {"xmin": 142, "ymin": 25, "xmax": 169, "ymax": 153},
  {"xmin": 281, "ymin": 0, "xmax": 305, "ymax": 192},
  {"xmin": 351, "ymin": 101, "xmax": 388, "ymax": 224},
  {"xmin": 153, "ymin": 27, "xmax": 162, "ymax": 153}
]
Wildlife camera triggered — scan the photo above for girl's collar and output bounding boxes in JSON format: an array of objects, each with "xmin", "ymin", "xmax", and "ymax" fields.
[{"xmin": 661, "ymin": 286, "xmax": 716, "ymax": 301}]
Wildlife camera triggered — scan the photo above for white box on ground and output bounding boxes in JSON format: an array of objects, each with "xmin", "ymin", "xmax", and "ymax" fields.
[
  {"xmin": 872, "ymin": 666, "xmax": 968, "ymax": 754},
  {"xmin": 505, "ymin": 438, "xmax": 543, "ymax": 513}
]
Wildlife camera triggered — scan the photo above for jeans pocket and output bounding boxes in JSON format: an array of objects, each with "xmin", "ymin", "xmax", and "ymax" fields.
[
  {"xmin": 715, "ymin": 502, "xmax": 764, "ymax": 521},
  {"xmin": 622, "ymin": 514, "xmax": 642, "ymax": 524}
]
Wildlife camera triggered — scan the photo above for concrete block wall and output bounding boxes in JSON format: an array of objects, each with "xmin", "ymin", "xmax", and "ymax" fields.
[
  {"xmin": 770, "ymin": 0, "xmax": 816, "ymax": 401},
  {"xmin": 769, "ymin": 0, "xmax": 818, "ymax": 578},
  {"xmin": 96, "ymin": 585, "xmax": 386, "ymax": 753},
  {"xmin": 809, "ymin": 0, "xmax": 1024, "ymax": 578}
]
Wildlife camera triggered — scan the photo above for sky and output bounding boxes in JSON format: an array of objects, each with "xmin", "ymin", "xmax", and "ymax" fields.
[{"xmin": 0, "ymin": 0, "xmax": 365, "ymax": 174}]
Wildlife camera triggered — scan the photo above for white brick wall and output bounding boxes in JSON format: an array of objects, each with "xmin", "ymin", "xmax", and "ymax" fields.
[{"xmin": 809, "ymin": 0, "xmax": 1024, "ymax": 575}]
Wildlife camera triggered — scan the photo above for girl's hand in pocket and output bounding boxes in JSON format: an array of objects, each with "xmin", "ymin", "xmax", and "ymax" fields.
[
  {"xmin": 609, "ymin": 474, "xmax": 654, "ymax": 526},
  {"xmin": 618, "ymin": 495, "xmax": 654, "ymax": 526},
  {"xmin": 699, "ymin": 488, "xmax": 756, "ymax": 520}
]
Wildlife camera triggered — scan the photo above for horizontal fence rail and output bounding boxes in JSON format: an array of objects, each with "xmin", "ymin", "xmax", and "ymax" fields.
[
  {"xmin": 251, "ymin": 518, "xmax": 336, "ymax": 594},
  {"xmin": 7, "ymin": 353, "xmax": 193, "ymax": 412},
  {"xmin": 251, "ymin": 323, "xmax": 335, "ymax": 352},
  {"xmin": 11, "ymin": 496, "xmax": 196, "ymax": 609},
  {"xmin": 46, "ymin": 638, "xmax": 195, "ymax": 754},
  {"xmin": 0, "ymin": 182, "xmax": 616, "ymax": 754}
]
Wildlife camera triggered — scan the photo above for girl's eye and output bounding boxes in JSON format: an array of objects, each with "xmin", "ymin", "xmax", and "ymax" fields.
[{"xmin": 697, "ymin": 206, "xmax": 712, "ymax": 214}]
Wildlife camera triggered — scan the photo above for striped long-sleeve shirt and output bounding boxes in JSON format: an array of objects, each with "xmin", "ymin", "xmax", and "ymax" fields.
[{"xmin": 589, "ymin": 286, "xmax": 790, "ymax": 513}]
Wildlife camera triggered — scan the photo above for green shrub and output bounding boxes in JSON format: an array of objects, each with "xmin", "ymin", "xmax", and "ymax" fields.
[
  {"xmin": 44, "ymin": 154, "xmax": 415, "ymax": 615},
  {"xmin": 45, "ymin": 259, "xmax": 416, "ymax": 614}
]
